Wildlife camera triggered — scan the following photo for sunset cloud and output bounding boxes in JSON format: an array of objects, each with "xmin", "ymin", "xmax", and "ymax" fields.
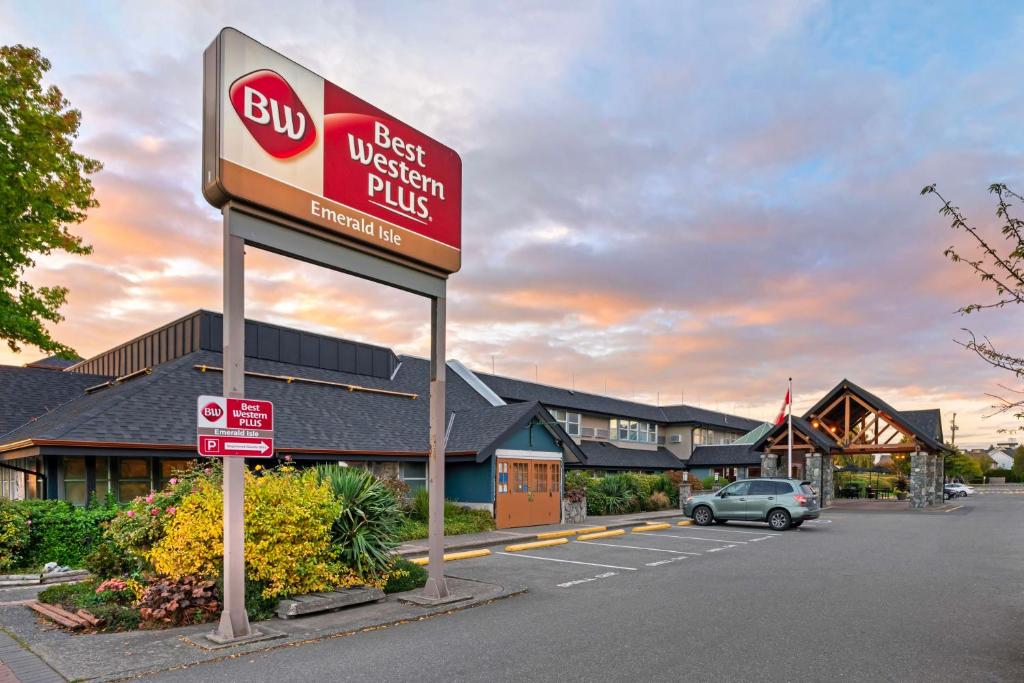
[{"xmin": 2, "ymin": 1, "xmax": 1023, "ymax": 446}]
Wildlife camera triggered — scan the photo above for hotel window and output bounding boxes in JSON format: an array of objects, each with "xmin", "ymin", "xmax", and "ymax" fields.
[
  {"xmin": 64, "ymin": 457, "xmax": 88, "ymax": 506},
  {"xmin": 611, "ymin": 418, "xmax": 658, "ymax": 444},
  {"xmin": 159, "ymin": 459, "xmax": 194, "ymax": 489},
  {"xmin": 94, "ymin": 457, "xmax": 111, "ymax": 502},
  {"xmin": 400, "ymin": 462, "xmax": 427, "ymax": 493},
  {"xmin": 118, "ymin": 458, "xmax": 152, "ymax": 502},
  {"xmin": 549, "ymin": 409, "xmax": 581, "ymax": 437},
  {"xmin": 1, "ymin": 464, "xmax": 22, "ymax": 500},
  {"xmin": 694, "ymin": 428, "xmax": 738, "ymax": 447}
]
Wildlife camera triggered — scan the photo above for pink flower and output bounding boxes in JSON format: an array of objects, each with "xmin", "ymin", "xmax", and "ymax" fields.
[
  {"xmin": 284, "ymin": 455, "xmax": 292, "ymax": 462},
  {"xmin": 204, "ymin": 468, "xmax": 212, "ymax": 475},
  {"xmin": 26, "ymin": 519, "xmax": 32, "ymax": 526},
  {"xmin": 150, "ymin": 507, "xmax": 160, "ymax": 516},
  {"xmin": 167, "ymin": 507, "xmax": 176, "ymax": 516},
  {"xmin": 126, "ymin": 510, "xmax": 136, "ymax": 518},
  {"xmin": 169, "ymin": 477, "xmax": 178, "ymax": 486},
  {"xmin": 145, "ymin": 493, "xmax": 155, "ymax": 504}
]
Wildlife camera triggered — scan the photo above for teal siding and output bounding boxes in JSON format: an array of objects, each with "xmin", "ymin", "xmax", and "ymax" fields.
[
  {"xmin": 446, "ymin": 461, "xmax": 493, "ymax": 503},
  {"xmin": 499, "ymin": 418, "xmax": 560, "ymax": 453}
]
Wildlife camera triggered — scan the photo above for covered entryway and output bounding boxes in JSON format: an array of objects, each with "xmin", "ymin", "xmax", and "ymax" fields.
[
  {"xmin": 755, "ymin": 379, "xmax": 948, "ymax": 509},
  {"xmin": 495, "ymin": 452, "xmax": 561, "ymax": 528}
]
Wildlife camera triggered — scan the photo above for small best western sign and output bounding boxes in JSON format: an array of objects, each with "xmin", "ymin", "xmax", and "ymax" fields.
[
  {"xmin": 196, "ymin": 395, "xmax": 274, "ymax": 458},
  {"xmin": 203, "ymin": 28, "xmax": 462, "ymax": 274}
]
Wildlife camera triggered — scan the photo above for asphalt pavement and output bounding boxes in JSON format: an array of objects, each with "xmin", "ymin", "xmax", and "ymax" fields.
[{"xmin": 144, "ymin": 496, "xmax": 1024, "ymax": 682}]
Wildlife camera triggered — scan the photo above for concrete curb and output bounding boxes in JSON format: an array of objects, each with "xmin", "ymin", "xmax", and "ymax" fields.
[{"xmin": 397, "ymin": 511, "xmax": 684, "ymax": 557}]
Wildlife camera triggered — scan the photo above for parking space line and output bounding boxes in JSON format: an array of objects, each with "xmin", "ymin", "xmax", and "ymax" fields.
[
  {"xmin": 576, "ymin": 541, "xmax": 702, "ymax": 555},
  {"xmin": 656, "ymin": 533, "xmax": 748, "ymax": 544},
  {"xmin": 697, "ymin": 528, "xmax": 780, "ymax": 536},
  {"xmin": 494, "ymin": 552, "xmax": 638, "ymax": 571}
]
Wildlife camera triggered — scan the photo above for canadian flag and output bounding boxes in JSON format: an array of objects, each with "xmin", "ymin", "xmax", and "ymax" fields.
[{"xmin": 774, "ymin": 388, "xmax": 791, "ymax": 426}]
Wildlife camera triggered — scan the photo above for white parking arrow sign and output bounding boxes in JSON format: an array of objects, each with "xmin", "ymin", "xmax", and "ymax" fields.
[{"xmin": 225, "ymin": 441, "xmax": 270, "ymax": 454}]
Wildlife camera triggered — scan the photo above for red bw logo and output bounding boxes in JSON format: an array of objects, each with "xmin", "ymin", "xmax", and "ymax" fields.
[
  {"xmin": 201, "ymin": 402, "xmax": 224, "ymax": 422},
  {"xmin": 229, "ymin": 70, "xmax": 316, "ymax": 159}
]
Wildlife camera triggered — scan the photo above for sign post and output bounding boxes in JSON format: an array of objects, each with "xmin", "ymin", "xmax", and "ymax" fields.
[{"xmin": 202, "ymin": 29, "xmax": 465, "ymax": 636}]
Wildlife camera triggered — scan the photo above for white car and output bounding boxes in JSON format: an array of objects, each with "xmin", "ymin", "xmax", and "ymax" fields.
[{"xmin": 945, "ymin": 483, "xmax": 975, "ymax": 497}]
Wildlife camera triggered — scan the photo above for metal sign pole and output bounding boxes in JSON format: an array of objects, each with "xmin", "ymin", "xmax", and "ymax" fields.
[
  {"xmin": 423, "ymin": 294, "xmax": 449, "ymax": 600},
  {"xmin": 216, "ymin": 207, "xmax": 252, "ymax": 640}
]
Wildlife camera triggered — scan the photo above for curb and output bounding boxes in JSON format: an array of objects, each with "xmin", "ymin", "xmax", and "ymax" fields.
[
  {"xmin": 504, "ymin": 538, "xmax": 568, "ymax": 552},
  {"xmin": 397, "ymin": 512, "xmax": 684, "ymax": 558},
  {"xmin": 408, "ymin": 549, "xmax": 492, "ymax": 566}
]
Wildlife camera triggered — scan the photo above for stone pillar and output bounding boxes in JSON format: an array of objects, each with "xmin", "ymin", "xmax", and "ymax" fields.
[
  {"xmin": 934, "ymin": 454, "xmax": 944, "ymax": 504},
  {"xmin": 761, "ymin": 453, "xmax": 779, "ymax": 478},
  {"xmin": 562, "ymin": 497, "xmax": 586, "ymax": 523},
  {"xmin": 924, "ymin": 454, "xmax": 936, "ymax": 506},
  {"xmin": 678, "ymin": 484, "xmax": 692, "ymax": 510},
  {"xmin": 910, "ymin": 451, "xmax": 928, "ymax": 509},
  {"xmin": 821, "ymin": 455, "xmax": 834, "ymax": 508},
  {"xmin": 805, "ymin": 453, "xmax": 822, "ymax": 496}
]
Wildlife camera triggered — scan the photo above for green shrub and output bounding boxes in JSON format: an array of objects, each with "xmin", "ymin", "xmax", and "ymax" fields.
[
  {"xmin": 86, "ymin": 604, "xmax": 141, "ymax": 631},
  {"xmin": 701, "ymin": 475, "xmax": 718, "ymax": 490},
  {"xmin": 564, "ymin": 470, "xmax": 588, "ymax": 503},
  {"xmin": 245, "ymin": 580, "xmax": 280, "ymax": 622},
  {"xmin": 314, "ymin": 465, "xmax": 404, "ymax": 582},
  {"xmin": 17, "ymin": 499, "xmax": 118, "ymax": 568},
  {"xmin": 383, "ymin": 557, "xmax": 427, "ymax": 594},
  {"xmin": 38, "ymin": 580, "xmax": 93, "ymax": 607},
  {"xmin": 395, "ymin": 503, "xmax": 495, "ymax": 541},
  {"xmin": 84, "ymin": 539, "xmax": 141, "ymax": 580},
  {"xmin": 410, "ymin": 487, "xmax": 430, "ymax": 522},
  {"xmin": 0, "ymin": 499, "xmax": 31, "ymax": 571}
]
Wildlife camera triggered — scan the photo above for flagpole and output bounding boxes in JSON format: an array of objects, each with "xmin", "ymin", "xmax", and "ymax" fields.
[{"xmin": 787, "ymin": 377, "xmax": 793, "ymax": 478}]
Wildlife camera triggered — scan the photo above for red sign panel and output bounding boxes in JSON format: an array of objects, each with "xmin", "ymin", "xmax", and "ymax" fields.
[{"xmin": 197, "ymin": 395, "xmax": 274, "ymax": 458}]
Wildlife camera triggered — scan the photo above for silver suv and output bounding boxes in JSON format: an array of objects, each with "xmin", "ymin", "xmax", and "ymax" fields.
[{"xmin": 683, "ymin": 478, "xmax": 820, "ymax": 531}]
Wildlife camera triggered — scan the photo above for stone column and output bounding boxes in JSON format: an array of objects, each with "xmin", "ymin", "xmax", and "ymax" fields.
[
  {"xmin": 761, "ymin": 453, "xmax": 779, "ymax": 478},
  {"xmin": 805, "ymin": 453, "xmax": 822, "ymax": 496},
  {"xmin": 821, "ymin": 455, "xmax": 834, "ymax": 508},
  {"xmin": 925, "ymin": 454, "xmax": 936, "ymax": 506},
  {"xmin": 678, "ymin": 484, "xmax": 691, "ymax": 510},
  {"xmin": 910, "ymin": 451, "xmax": 927, "ymax": 509},
  {"xmin": 934, "ymin": 454, "xmax": 944, "ymax": 504}
]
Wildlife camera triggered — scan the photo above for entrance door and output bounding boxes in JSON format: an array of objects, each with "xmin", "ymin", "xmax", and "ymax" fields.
[
  {"xmin": 495, "ymin": 458, "xmax": 561, "ymax": 529},
  {"xmin": 717, "ymin": 480, "xmax": 753, "ymax": 519}
]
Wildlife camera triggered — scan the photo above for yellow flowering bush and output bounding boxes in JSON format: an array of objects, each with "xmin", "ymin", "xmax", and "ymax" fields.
[{"xmin": 148, "ymin": 468, "xmax": 362, "ymax": 598}]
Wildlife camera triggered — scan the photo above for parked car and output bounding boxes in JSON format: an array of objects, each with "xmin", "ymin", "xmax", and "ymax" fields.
[
  {"xmin": 683, "ymin": 478, "xmax": 820, "ymax": 531},
  {"xmin": 945, "ymin": 483, "xmax": 975, "ymax": 497}
]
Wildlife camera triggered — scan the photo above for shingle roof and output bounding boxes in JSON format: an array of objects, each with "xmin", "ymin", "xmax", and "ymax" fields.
[
  {"xmin": 571, "ymin": 442, "xmax": 682, "ymax": 470},
  {"xmin": 473, "ymin": 371, "xmax": 761, "ymax": 430},
  {"xmin": 803, "ymin": 379, "xmax": 947, "ymax": 452},
  {"xmin": 0, "ymin": 350, "xmax": 500, "ymax": 456},
  {"xmin": 901, "ymin": 409, "xmax": 943, "ymax": 443},
  {"xmin": 446, "ymin": 402, "xmax": 585, "ymax": 463},
  {"xmin": 25, "ymin": 356, "xmax": 82, "ymax": 371},
  {"xmin": 0, "ymin": 366, "xmax": 109, "ymax": 437},
  {"xmin": 688, "ymin": 444, "xmax": 763, "ymax": 467}
]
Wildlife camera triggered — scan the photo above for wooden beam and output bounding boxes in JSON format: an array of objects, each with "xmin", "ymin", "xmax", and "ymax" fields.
[{"xmin": 840, "ymin": 444, "xmax": 916, "ymax": 454}]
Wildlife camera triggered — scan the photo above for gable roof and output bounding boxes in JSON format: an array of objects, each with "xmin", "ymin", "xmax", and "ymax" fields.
[
  {"xmin": 25, "ymin": 356, "xmax": 82, "ymax": 371},
  {"xmin": 446, "ymin": 401, "xmax": 585, "ymax": 463},
  {"xmin": 571, "ymin": 442, "xmax": 682, "ymax": 471},
  {"xmin": 803, "ymin": 379, "xmax": 947, "ymax": 452},
  {"xmin": 0, "ymin": 366, "xmax": 109, "ymax": 438},
  {"xmin": 754, "ymin": 415, "xmax": 840, "ymax": 453},
  {"xmin": 473, "ymin": 371, "xmax": 761, "ymax": 430},
  {"xmin": 688, "ymin": 444, "xmax": 763, "ymax": 467}
]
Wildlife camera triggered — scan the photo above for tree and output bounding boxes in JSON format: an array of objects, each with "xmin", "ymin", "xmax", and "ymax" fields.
[
  {"xmin": 921, "ymin": 183, "xmax": 1024, "ymax": 423},
  {"xmin": 1012, "ymin": 445, "xmax": 1024, "ymax": 482},
  {"xmin": 0, "ymin": 45, "xmax": 100, "ymax": 356},
  {"xmin": 944, "ymin": 449, "xmax": 983, "ymax": 483}
]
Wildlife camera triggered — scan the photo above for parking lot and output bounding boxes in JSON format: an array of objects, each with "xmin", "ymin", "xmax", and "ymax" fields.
[
  {"xmin": 152, "ymin": 496, "xmax": 1024, "ymax": 683},
  {"xmin": 446, "ymin": 518, "xmax": 836, "ymax": 594}
]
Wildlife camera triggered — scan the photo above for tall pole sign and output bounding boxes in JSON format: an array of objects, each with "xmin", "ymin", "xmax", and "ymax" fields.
[{"xmin": 203, "ymin": 28, "xmax": 462, "ymax": 641}]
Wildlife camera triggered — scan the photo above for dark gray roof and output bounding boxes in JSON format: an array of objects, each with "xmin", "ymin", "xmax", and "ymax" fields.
[
  {"xmin": 803, "ymin": 379, "xmax": 947, "ymax": 453},
  {"xmin": 901, "ymin": 409, "xmax": 943, "ymax": 443},
  {"xmin": 658, "ymin": 404, "xmax": 762, "ymax": 431},
  {"xmin": 0, "ymin": 366, "xmax": 109, "ymax": 437},
  {"xmin": 25, "ymin": 356, "xmax": 82, "ymax": 370},
  {"xmin": 474, "ymin": 372, "xmax": 760, "ymax": 430},
  {"xmin": 688, "ymin": 444, "xmax": 763, "ymax": 467},
  {"xmin": 0, "ymin": 350, "xmax": 500, "ymax": 457},
  {"xmin": 754, "ymin": 416, "xmax": 839, "ymax": 453},
  {"xmin": 571, "ymin": 442, "xmax": 682, "ymax": 471},
  {"xmin": 446, "ymin": 402, "xmax": 585, "ymax": 463}
]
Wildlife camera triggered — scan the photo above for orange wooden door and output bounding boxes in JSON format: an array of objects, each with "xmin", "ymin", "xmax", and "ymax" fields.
[{"xmin": 495, "ymin": 458, "xmax": 561, "ymax": 528}]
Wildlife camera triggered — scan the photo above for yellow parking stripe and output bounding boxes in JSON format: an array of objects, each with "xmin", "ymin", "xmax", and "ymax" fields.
[
  {"xmin": 505, "ymin": 538, "xmax": 570, "ymax": 552},
  {"xmin": 633, "ymin": 523, "xmax": 671, "ymax": 532},
  {"xmin": 536, "ymin": 525, "xmax": 608, "ymax": 540},
  {"xmin": 577, "ymin": 529, "xmax": 626, "ymax": 541},
  {"xmin": 677, "ymin": 520, "xmax": 692, "ymax": 526},
  {"xmin": 408, "ymin": 549, "xmax": 492, "ymax": 565}
]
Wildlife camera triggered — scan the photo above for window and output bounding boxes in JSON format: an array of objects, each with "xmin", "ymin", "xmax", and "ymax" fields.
[
  {"xmin": 721, "ymin": 481, "xmax": 751, "ymax": 496},
  {"xmin": 694, "ymin": 428, "xmax": 739, "ymax": 447},
  {"xmin": 159, "ymin": 459, "xmax": 194, "ymax": 488},
  {"xmin": 94, "ymin": 457, "xmax": 110, "ymax": 501},
  {"xmin": 552, "ymin": 464, "xmax": 561, "ymax": 494},
  {"xmin": 497, "ymin": 462, "xmax": 509, "ymax": 494},
  {"xmin": 748, "ymin": 481, "xmax": 775, "ymax": 495},
  {"xmin": 533, "ymin": 463, "xmax": 548, "ymax": 493},
  {"xmin": 513, "ymin": 462, "xmax": 528, "ymax": 493},
  {"xmin": 64, "ymin": 457, "xmax": 88, "ymax": 506},
  {"xmin": 118, "ymin": 459, "xmax": 151, "ymax": 502},
  {"xmin": 400, "ymin": 462, "xmax": 427, "ymax": 493},
  {"xmin": 610, "ymin": 418, "xmax": 658, "ymax": 443},
  {"xmin": 549, "ymin": 409, "xmax": 581, "ymax": 437},
  {"xmin": 1, "ymin": 463, "xmax": 23, "ymax": 500}
]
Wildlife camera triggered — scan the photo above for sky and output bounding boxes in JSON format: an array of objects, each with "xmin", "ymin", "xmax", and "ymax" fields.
[{"xmin": 2, "ymin": 1, "xmax": 1023, "ymax": 447}]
